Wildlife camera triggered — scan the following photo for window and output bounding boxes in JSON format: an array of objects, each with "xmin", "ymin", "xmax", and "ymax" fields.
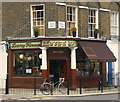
[
  {"xmin": 13, "ymin": 50, "xmax": 42, "ymax": 77},
  {"xmin": 76, "ymin": 61, "xmax": 100, "ymax": 76},
  {"xmin": 31, "ymin": 5, "xmax": 45, "ymax": 37},
  {"xmin": 67, "ymin": 6, "xmax": 77, "ymax": 36},
  {"xmin": 110, "ymin": 12, "xmax": 119, "ymax": 40},
  {"xmin": 88, "ymin": 9, "xmax": 98, "ymax": 38}
]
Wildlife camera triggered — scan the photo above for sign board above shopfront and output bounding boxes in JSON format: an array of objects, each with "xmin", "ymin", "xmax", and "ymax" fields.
[
  {"xmin": 10, "ymin": 42, "xmax": 41, "ymax": 49},
  {"xmin": 42, "ymin": 40, "xmax": 77, "ymax": 47}
]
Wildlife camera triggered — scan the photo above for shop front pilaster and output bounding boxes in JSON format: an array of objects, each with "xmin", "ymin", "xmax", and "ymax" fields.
[
  {"xmin": 70, "ymin": 47, "xmax": 77, "ymax": 89},
  {"xmin": 40, "ymin": 47, "xmax": 48, "ymax": 79}
]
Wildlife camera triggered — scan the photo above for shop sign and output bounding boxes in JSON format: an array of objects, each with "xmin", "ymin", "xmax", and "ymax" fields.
[
  {"xmin": 48, "ymin": 21, "xmax": 56, "ymax": 28},
  {"xmin": 42, "ymin": 40, "xmax": 77, "ymax": 47},
  {"xmin": 58, "ymin": 21, "xmax": 65, "ymax": 29},
  {"xmin": 10, "ymin": 42, "xmax": 41, "ymax": 49}
]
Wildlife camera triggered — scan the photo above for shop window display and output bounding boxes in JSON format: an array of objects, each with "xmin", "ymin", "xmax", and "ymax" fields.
[
  {"xmin": 13, "ymin": 50, "xmax": 42, "ymax": 77},
  {"xmin": 76, "ymin": 61, "xmax": 100, "ymax": 76}
]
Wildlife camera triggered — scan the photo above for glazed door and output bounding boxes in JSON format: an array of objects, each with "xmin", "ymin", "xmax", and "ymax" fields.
[{"xmin": 50, "ymin": 60, "xmax": 66, "ymax": 83}]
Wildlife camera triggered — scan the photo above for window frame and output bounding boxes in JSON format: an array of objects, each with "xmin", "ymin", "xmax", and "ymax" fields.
[
  {"xmin": 66, "ymin": 5, "xmax": 78, "ymax": 37},
  {"xmin": 30, "ymin": 4, "xmax": 45, "ymax": 37},
  {"xmin": 88, "ymin": 8, "xmax": 98, "ymax": 38},
  {"xmin": 110, "ymin": 11, "xmax": 119, "ymax": 40}
]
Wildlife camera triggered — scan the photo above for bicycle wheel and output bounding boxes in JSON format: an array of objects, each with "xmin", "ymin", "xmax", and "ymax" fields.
[
  {"xmin": 40, "ymin": 83, "xmax": 51, "ymax": 95},
  {"xmin": 58, "ymin": 82, "xmax": 67, "ymax": 94}
]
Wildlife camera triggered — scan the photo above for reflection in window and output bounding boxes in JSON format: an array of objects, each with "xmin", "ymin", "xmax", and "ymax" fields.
[
  {"xmin": 76, "ymin": 61, "xmax": 100, "ymax": 76},
  {"xmin": 13, "ymin": 50, "xmax": 42, "ymax": 77}
]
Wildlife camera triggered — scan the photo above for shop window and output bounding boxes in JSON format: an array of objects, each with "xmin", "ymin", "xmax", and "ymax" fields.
[
  {"xmin": 76, "ymin": 61, "xmax": 100, "ymax": 76},
  {"xmin": 31, "ymin": 4, "xmax": 45, "ymax": 37},
  {"xmin": 67, "ymin": 6, "xmax": 77, "ymax": 36},
  {"xmin": 13, "ymin": 50, "xmax": 42, "ymax": 77},
  {"xmin": 88, "ymin": 9, "xmax": 98, "ymax": 38},
  {"xmin": 110, "ymin": 12, "xmax": 119, "ymax": 40}
]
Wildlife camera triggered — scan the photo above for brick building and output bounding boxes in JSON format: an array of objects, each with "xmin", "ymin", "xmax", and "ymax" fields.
[{"xmin": 1, "ymin": 2, "xmax": 119, "ymax": 88}]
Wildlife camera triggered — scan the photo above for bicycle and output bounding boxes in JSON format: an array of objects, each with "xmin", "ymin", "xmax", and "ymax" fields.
[{"xmin": 40, "ymin": 78, "xmax": 67, "ymax": 95}]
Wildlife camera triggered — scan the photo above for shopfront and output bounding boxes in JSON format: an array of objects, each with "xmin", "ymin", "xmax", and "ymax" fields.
[{"xmin": 7, "ymin": 38, "xmax": 116, "ymax": 88}]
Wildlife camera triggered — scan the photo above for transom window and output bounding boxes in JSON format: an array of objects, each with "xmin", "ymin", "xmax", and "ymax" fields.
[
  {"xmin": 88, "ymin": 9, "xmax": 98, "ymax": 37},
  {"xmin": 31, "ymin": 5, "xmax": 45, "ymax": 37},
  {"xmin": 110, "ymin": 12, "xmax": 119, "ymax": 40},
  {"xmin": 67, "ymin": 6, "xmax": 77, "ymax": 36}
]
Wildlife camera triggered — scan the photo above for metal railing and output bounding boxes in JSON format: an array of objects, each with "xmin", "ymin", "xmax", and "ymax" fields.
[{"xmin": 0, "ymin": 77, "xmax": 119, "ymax": 95}]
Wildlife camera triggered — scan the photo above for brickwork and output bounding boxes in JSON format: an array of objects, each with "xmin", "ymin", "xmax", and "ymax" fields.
[
  {"xmin": 2, "ymin": 2, "xmax": 120, "ymax": 40},
  {"xmin": 99, "ymin": 11, "xmax": 110, "ymax": 39},
  {"xmin": 57, "ymin": 5, "xmax": 66, "ymax": 36},
  {"xmin": 78, "ymin": 9, "xmax": 88, "ymax": 38}
]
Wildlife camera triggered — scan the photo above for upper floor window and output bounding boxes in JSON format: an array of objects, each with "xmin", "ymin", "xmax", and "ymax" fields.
[
  {"xmin": 67, "ymin": 6, "xmax": 77, "ymax": 37},
  {"xmin": 88, "ymin": 9, "xmax": 98, "ymax": 38},
  {"xmin": 110, "ymin": 12, "xmax": 119, "ymax": 40},
  {"xmin": 31, "ymin": 5, "xmax": 45, "ymax": 37}
]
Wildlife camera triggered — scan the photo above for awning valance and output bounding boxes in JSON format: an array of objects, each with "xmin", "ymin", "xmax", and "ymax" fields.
[{"xmin": 79, "ymin": 40, "xmax": 116, "ymax": 62}]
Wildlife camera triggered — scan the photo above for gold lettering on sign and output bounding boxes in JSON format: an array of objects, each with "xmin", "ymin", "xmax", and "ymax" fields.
[
  {"xmin": 52, "ymin": 51, "xmax": 64, "ymax": 54},
  {"xmin": 42, "ymin": 41, "xmax": 76, "ymax": 47},
  {"xmin": 11, "ymin": 42, "xmax": 40, "ymax": 49}
]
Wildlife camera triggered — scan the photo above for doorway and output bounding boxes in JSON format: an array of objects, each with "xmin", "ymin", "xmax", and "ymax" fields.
[{"xmin": 49, "ymin": 60, "xmax": 66, "ymax": 83}]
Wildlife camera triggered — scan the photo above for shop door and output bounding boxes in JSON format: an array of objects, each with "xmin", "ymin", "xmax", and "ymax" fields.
[
  {"xmin": 50, "ymin": 60, "xmax": 66, "ymax": 83},
  {"xmin": 108, "ymin": 62, "xmax": 113, "ymax": 85}
]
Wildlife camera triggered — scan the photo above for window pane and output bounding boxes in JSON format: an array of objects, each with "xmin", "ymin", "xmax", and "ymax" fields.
[
  {"xmin": 13, "ymin": 51, "xmax": 42, "ymax": 77},
  {"xmin": 70, "ymin": 7, "xmax": 72, "ymax": 14},
  {"xmin": 81, "ymin": 61, "xmax": 90, "ymax": 76},
  {"xmin": 70, "ymin": 15, "xmax": 72, "ymax": 21},
  {"xmin": 13, "ymin": 52, "xmax": 23, "ymax": 76},
  {"xmin": 67, "ymin": 7, "xmax": 70, "ymax": 13},
  {"xmin": 36, "ymin": 6, "xmax": 43, "ymax": 10},
  {"xmin": 37, "ymin": 11, "xmax": 40, "ymax": 18}
]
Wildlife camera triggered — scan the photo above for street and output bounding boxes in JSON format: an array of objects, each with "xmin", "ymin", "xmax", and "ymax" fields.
[{"xmin": 0, "ymin": 93, "xmax": 119, "ymax": 102}]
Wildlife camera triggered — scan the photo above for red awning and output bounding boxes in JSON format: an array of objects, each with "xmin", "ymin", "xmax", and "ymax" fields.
[{"xmin": 79, "ymin": 40, "xmax": 116, "ymax": 62}]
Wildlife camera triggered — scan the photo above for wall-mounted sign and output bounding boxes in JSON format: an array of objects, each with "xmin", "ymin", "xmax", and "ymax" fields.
[
  {"xmin": 58, "ymin": 21, "xmax": 65, "ymax": 29},
  {"xmin": 10, "ymin": 42, "xmax": 41, "ymax": 49},
  {"xmin": 42, "ymin": 40, "xmax": 77, "ymax": 47},
  {"xmin": 48, "ymin": 21, "xmax": 56, "ymax": 28}
]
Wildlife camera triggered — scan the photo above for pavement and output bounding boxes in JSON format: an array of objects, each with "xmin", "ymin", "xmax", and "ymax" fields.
[{"xmin": 0, "ymin": 86, "xmax": 120, "ymax": 100}]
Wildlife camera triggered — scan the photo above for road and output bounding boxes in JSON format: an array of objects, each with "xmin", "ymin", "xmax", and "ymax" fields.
[{"xmin": 0, "ymin": 93, "xmax": 119, "ymax": 102}]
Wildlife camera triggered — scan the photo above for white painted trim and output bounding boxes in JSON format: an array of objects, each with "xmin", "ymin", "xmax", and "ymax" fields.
[
  {"xmin": 100, "ymin": 8, "xmax": 110, "ymax": 12},
  {"xmin": 56, "ymin": 2, "xmax": 66, "ymax": 6},
  {"xmin": 76, "ymin": 7, "xmax": 78, "ymax": 37},
  {"xmin": 30, "ymin": 5, "xmax": 33, "ymax": 37},
  {"xmin": 30, "ymin": 4, "xmax": 44, "ymax": 7},
  {"xmin": 95, "ymin": 8, "xmax": 99, "ymax": 29},
  {"xmin": 67, "ymin": 5, "xmax": 77, "ymax": 8},
  {"xmin": 89, "ymin": 7, "xmax": 98, "ymax": 10},
  {"xmin": 79, "ymin": 6, "xmax": 88, "ymax": 9}
]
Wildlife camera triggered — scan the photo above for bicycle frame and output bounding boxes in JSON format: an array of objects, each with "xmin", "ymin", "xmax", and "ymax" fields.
[{"xmin": 43, "ymin": 78, "xmax": 65, "ymax": 88}]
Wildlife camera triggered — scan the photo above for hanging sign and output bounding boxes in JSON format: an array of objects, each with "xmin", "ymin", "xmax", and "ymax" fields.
[
  {"xmin": 42, "ymin": 40, "xmax": 77, "ymax": 47},
  {"xmin": 10, "ymin": 42, "xmax": 41, "ymax": 49}
]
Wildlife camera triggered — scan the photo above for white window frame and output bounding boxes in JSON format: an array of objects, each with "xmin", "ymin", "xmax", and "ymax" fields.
[
  {"xmin": 88, "ymin": 8, "xmax": 98, "ymax": 38},
  {"xmin": 66, "ymin": 5, "xmax": 78, "ymax": 37},
  {"xmin": 110, "ymin": 11, "xmax": 119, "ymax": 40},
  {"xmin": 30, "ymin": 4, "xmax": 45, "ymax": 37}
]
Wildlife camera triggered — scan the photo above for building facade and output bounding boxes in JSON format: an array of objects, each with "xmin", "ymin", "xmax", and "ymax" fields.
[{"xmin": 2, "ymin": 2, "xmax": 120, "ymax": 88}]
